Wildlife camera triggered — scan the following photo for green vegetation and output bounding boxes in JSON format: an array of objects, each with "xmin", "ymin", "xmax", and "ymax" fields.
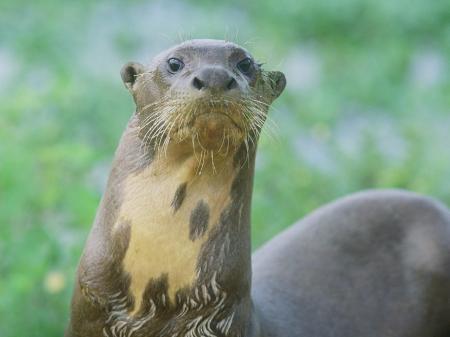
[{"xmin": 0, "ymin": 0, "xmax": 449, "ymax": 335}]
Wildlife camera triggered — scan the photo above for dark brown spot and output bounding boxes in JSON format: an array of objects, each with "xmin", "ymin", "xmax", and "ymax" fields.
[
  {"xmin": 171, "ymin": 182, "xmax": 187, "ymax": 212},
  {"xmin": 189, "ymin": 200, "xmax": 210, "ymax": 241},
  {"xmin": 140, "ymin": 274, "xmax": 170, "ymax": 315}
]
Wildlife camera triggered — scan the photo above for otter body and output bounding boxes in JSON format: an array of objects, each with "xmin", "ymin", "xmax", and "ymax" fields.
[
  {"xmin": 253, "ymin": 190, "xmax": 450, "ymax": 337},
  {"xmin": 66, "ymin": 40, "xmax": 450, "ymax": 337}
]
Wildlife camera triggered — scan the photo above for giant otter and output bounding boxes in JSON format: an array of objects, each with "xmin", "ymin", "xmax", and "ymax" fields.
[{"xmin": 66, "ymin": 39, "xmax": 450, "ymax": 337}]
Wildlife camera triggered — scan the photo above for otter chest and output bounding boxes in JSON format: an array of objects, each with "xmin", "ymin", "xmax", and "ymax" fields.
[{"xmin": 114, "ymin": 158, "xmax": 235, "ymax": 312}]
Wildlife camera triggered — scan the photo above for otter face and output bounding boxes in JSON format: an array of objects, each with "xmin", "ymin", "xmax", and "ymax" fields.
[{"xmin": 121, "ymin": 39, "xmax": 286, "ymax": 154}]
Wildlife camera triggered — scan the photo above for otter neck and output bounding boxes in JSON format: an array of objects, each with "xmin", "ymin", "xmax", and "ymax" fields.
[{"xmin": 108, "ymin": 117, "xmax": 257, "ymax": 335}]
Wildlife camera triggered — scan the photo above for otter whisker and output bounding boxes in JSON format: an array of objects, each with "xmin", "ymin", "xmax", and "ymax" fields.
[
  {"xmin": 247, "ymin": 104, "xmax": 280, "ymax": 140},
  {"xmin": 193, "ymin": 133, "xmax": 203, "ymax": 173},
  {"xmin": 247, "ymin": 95, "xmax": 271, "ymax": 108},
  {"xmin": 253, "ymin": 117, "xmax": 278, "ymax": 143},
  {"xmin": 241, "ymin": 108, "xmax": 260, "ymax": 141},
  {"xmin": 199, "ymin": 149, "xmax": 207, "ymax": 175},
  {"xmin": 196, "ymin": 132, "xmax": 207, "ymax": 152},
  {"xmin": 155, "ymin": 119, "xmax": 174, "ymax": 157},
  {"xmin": 217, "ymin": 128, "xmax": 227, "ymax": 154},
  {"xmin": 144, "ymin": 108, "xmax": 174, "ymax": 155},
  {"xmin": 243, "ymin": 101, "xmax": 278, "ymax": 143},
  {"xmin": 210, "ymin": 151, "xmax": 217, "ymax": 175},
  {"xmin": 162, "ymin": 112, "xmax": 184, "ymax": 156},
  {"xmin": 139, "ymin": 113, "xmax": 166, "ymax": 140},
  {"xmin": 195, "ymin": 146, "xmax": 207, "ymax": 176},
  {"xmin": 144, "ymin": 112, "xmax": 169, "ymax": 145},
  {"xmin": 139, "ymin": 99, "xmax": 173, "ymax": 127},
  {"xmin": 139, "ymin": 114, "xmax": 165, "ymax": 157},
  {"xmin": 138, "ymin": 99, "xmax": 167, "ymax": 115},
  {"xmin": 239, "ymin": 137, "xmax": 250, "ymax": 169},
  {"xmin": 191, "ymin": 132, "xmax": 200, "ymax": 162},
  {"xmin": 224, "ymin": 133, "xmax": 230, "ymax": 157}
]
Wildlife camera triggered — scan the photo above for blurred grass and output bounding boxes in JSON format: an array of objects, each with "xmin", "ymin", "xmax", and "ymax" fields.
[{"xmin": 0, "ymin": 0, "xmax": 449, "ymax": 335}]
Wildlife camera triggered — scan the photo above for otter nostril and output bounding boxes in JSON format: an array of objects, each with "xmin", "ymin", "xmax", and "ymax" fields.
[
  {"xmin": 227, "ymin": 78, "xmax": 237, "ymax": 90},
  {"xmin": 192, "ymin": 77, "xmax": 205, "ymax": 90}
]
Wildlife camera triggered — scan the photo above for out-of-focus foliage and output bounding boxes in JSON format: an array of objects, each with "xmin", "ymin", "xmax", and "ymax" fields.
[{"xmin": 0, "ymin": 0, "xmax": 449, "ymax": 335}]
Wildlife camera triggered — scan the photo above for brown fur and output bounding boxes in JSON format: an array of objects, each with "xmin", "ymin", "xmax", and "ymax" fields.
[{"xmin": 66, "ymin": 39, "xmax": 285, "ymax": 337}]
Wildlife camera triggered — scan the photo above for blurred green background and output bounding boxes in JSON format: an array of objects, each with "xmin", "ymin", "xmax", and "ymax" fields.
[{"xmin": 1, "ymin": 0, "xmax": 449, "ymax": 335}]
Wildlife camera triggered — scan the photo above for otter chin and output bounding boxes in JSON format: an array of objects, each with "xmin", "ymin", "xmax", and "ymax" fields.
[{"xmin": 194, "ymin": 113, "xmax": 237, "ymax": 150}]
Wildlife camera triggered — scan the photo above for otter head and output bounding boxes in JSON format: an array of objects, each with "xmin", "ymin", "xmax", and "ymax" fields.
[{"xmin": 120, "ymin": 39, "xmax": 286, "ymax": 159}]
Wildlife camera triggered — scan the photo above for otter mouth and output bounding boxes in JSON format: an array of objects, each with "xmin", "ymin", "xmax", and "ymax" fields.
[
  {"xmin": 138, "ymin": 95, "xmax": 267, "ymax": 154},
  {"xmin": 195, "ymin": 112, "xmax": 241, "ymax": 144},
  {"xmin": 161, "ymin": 97, "xmax": 247, "ymax": 148},
  {"xmin": 194, "ymin": 111, "xmax": 243, "ymax": 131},
  {"xmin": 171, "ymin": 108, "xmax": 245, "ymax": 151}
]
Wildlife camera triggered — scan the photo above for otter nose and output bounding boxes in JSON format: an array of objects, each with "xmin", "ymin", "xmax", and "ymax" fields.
[{"xmin": 191, "ymin": 66, "xmax": 237, "ymax": 92}]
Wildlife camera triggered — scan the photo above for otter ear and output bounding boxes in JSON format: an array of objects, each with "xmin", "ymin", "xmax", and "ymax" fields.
[
  {"xmin": 120, "ymin": 62, "xmax": 146, "ymax": 90},
  {"xmin": 266, "ymin": 71, "xmax": 286, "ymax": 100}
]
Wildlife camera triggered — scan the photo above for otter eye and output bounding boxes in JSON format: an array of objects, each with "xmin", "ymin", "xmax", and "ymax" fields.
[
  {"xmin": 167, "ymin": 58, "xmax": 184, "ymax": 73},
  {"xmin": 237, "ymin": 58, "xmax": 253, "ymax": 75}
]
